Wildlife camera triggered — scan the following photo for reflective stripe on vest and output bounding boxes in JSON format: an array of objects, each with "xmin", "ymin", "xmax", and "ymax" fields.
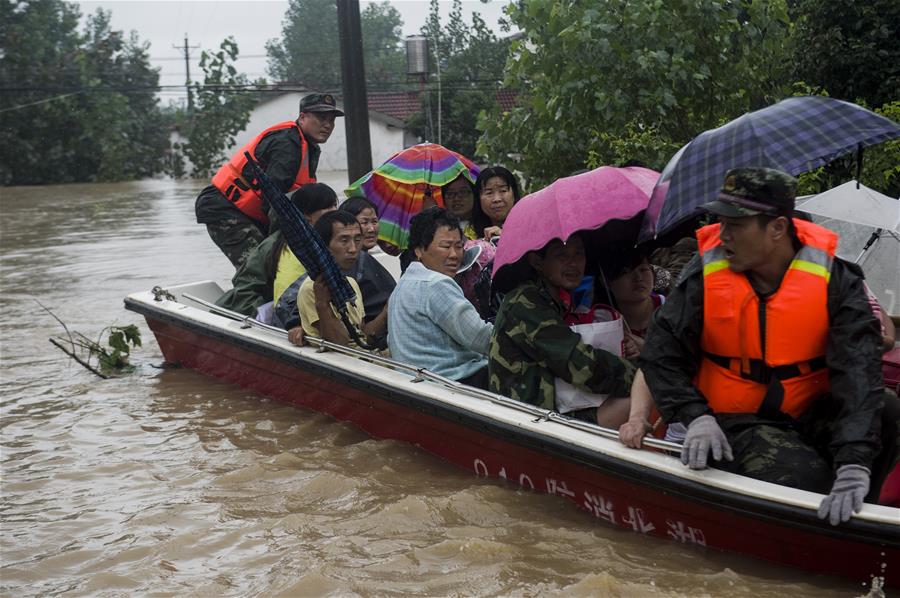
[
  {"xmin": 211, "ymin": 121, "xmax": 315, "ymax": 224},
  {"xmin": 695, "ymin": 219, "xmax": 837, "ymax": 419}
]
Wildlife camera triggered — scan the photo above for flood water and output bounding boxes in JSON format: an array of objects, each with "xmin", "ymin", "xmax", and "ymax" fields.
[{"xmin": 0, "ymin": 178, "xmax": 877, "ymax": 596}]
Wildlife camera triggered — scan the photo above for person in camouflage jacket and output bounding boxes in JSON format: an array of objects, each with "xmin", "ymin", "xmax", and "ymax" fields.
[{"xmin": 489, "ymin": 235, "xmax": 635, "ymax": 426}]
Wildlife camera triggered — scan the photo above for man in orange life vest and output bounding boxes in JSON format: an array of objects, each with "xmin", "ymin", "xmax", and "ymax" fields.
[
  {"xmin": 640, "ymin": 167, "xmax": 895, "ymax": 525},
  {"xmin": 194, "ymin": 93, "xmax": 344, "ymax": 268}
]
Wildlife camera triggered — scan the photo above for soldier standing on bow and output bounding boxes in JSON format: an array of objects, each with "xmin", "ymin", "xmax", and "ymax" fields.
[{"xmin": 195, "ymin": 93, "xmax": 344, "ymax": 268}]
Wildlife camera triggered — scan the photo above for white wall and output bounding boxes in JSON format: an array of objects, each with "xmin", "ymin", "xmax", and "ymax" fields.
[{"xmin": 227, "ymin": 92, "xmax": 407, "ymax": 181}]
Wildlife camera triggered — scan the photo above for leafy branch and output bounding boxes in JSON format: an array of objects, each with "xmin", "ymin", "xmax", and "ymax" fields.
[{"xmin": 37, "ymin": 299, "xmax": 142, "ymax": 378}]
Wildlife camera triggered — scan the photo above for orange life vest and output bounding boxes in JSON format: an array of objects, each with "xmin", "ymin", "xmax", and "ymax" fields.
[
  {"xmin": 695, "ymin": 219, "xmax": 838, "ymax": 419},
  {"xmin": 211, "ymin": 121, "xmax": 315, "ymax": 224}
]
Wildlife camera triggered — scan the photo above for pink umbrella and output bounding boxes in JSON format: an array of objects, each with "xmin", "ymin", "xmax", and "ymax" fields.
[{"xmin": 493, "ymin": 166, "xmax": 660, "ymax": 277}]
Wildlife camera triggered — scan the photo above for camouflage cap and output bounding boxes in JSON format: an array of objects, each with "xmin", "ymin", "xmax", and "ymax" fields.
[
  {"xmin": 298, "ymin": 93, "xmax": 344, "ymax": 116},
  {"xmin": 701, "ymin": 167, "xmax": 797, "ymax": 217}
]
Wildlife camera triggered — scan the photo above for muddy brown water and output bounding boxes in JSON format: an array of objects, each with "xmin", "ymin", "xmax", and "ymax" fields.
[{"xmin": 0, "ymin": 179, "xmax": 875, "ymax": 596}]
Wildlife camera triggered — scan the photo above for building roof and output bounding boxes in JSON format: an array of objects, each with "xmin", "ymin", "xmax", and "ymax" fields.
[
  {"xmin": 366, "ymin": 92, "xmax": 423, "ymax": 122},
  {"xmin": 366, "ymin": 89, "xmax": 519, "ymax": 122},
  {"xmin": 252, "ymin": 87, "xmax": 518, "ymax": 124}
]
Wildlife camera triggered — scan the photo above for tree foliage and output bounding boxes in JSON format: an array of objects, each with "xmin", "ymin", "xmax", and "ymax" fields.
[
  {"xmin": 790, "ymin": 0, "xmax": 899, "ymax": 109},
  {"xmin": 0, "ymin": 1, "xmax": 169, "ymax": 185},
  {"xmin": 266, "ymin": 0, "xmax": 404, "ymax": 91},
  {"xmin": 173, "ymin": 37, "xmax": 263, "ymax": 178},
  {"xmin": 408, "ymin": 0, "xmax": 509, "ymax": 159},
  {"xmin": 477, "ymin": 0, "xmax": 792, "ymax": 189},
  {"xmin": 788, "ymin": 0, "xmax": 899, "ymax": 197}
]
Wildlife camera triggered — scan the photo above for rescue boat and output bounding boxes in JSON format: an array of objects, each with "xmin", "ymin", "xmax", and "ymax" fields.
[{"xmin": 125, "ymin": 281, "xmax": 899, "ymax": 590}]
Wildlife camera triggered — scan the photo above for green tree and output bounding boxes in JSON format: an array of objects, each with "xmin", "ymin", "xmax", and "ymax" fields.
[
  {"xmin": 76, "ymin": 10, "xmax": 169, "ymax": 181},
  {"xmin": 790, "ymin": 0, "xmax": 900, "ymax": 109},
  {"xmin": 409, "ymin": 0, "xmax": 509, "ymax": 159},
  {"xmin": 0, "ymin": 2, "xmax": 169, "ymax": 185},
  {"xmin": 266, "ymin": 0, "xmax": 404, "ymax": 91},
  {"xmin": 477, "ymin": 0, "xmax": 792, "ymax": 188},
  {"xmin": 176, "ymin": 37, "xmax": 264, "ymax": 178},
  {"xmin": 786, "ymin": 1, "xmax": 900, "ymax": 198}
]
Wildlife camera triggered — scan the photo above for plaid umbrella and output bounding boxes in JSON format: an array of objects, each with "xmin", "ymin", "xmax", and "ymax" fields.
[
  {"xmin": 244, "ymin": 153, "xmax": 368, "ymax": 345},
  {"xmin": 640, "ymin": 96, "xmax": 900, "ymax": 240}
]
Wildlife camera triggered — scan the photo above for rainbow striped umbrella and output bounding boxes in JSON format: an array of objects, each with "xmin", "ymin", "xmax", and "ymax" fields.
[{"xmin": 345, "ymin": 143, "xmax": 479, "ymax": 253}]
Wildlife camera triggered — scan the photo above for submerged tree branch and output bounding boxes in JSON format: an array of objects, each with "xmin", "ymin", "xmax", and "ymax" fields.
[{"xmin": 48, "ymin": 338, "xmax": 111, "ymax": 379}]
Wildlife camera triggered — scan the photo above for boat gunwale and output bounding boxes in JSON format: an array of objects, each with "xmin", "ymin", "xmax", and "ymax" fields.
[{"xmin": 124, "ymin": 288, "xmax": 900, "ymax": 546}]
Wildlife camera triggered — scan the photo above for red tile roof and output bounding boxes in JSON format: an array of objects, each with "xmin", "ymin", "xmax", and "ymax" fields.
[
  {"xmin": 367, "ymin": 92, "xmax": 423, "ymax": 122},
  {"xmin": 366, "ymin": 89, "xmax": 519, "ymax": 122}
]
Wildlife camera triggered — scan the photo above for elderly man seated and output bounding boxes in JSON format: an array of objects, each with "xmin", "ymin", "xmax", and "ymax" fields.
[
  {"xmin": 388, "ymin": 207, "xmax": 493, "ymax": 389},
  {"xmin": 289, "ymin": 210, "xmax": 387, "ymax": 348}
]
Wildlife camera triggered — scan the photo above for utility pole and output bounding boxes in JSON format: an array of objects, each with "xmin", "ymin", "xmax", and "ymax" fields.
[
  {"xmin": 336, "ymin": 0, "xmax": 372, "ymax": 182},
  {"xmin": 173, "ymin": 34, "xmax": 200, "ymax": 112}
]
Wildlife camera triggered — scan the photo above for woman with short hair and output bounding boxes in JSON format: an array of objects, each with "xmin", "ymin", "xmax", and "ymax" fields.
[
  {"xmin": 472, "ymin": 166, "xmax": 521, "ymax": 240},
  {"xmin": 388, "ymin": 207, "xmax": 493, "ymax": 389}
]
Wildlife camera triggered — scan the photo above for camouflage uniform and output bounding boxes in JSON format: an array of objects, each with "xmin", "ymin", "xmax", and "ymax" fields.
[
  {"xmin": 489, "ymin": 279, "xmax": 634, "ymax": 411},
  {"xmin": 204, "ymin": 212, "xmax": 267, "ymax": 268},
  {"xmin": 215, "ymin": 231, "xmax": 281, "ymax": 315}
]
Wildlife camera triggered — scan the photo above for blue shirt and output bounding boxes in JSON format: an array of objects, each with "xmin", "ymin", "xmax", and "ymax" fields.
[{"xmin": 388, "ymin": 262, "xmax": 492, "ymax": 380}]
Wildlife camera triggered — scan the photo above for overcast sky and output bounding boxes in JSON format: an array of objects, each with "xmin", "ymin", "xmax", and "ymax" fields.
[{"xmin": 73, "ymin": 0, "xmax": 512, "ymax": 104}]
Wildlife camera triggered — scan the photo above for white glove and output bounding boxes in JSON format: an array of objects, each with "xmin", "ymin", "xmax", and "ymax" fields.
[
  {"xmin": 817, "ymin": 464, "xmax": 870, "ymax": 526},
  {"xmin": 681, "ymin": 414, "xmax": 733, "ymax": 469}
]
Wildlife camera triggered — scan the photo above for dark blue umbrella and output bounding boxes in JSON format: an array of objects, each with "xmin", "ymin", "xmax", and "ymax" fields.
[
  {"xmin": 640, "ymin": 96, "xmax": 900, "ymax": 240},
  {"xmin": 244, "ymin": 153, "xmax": 370, "ymax": 347}
]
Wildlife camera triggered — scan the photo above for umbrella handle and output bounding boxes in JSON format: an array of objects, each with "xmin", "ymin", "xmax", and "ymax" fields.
[
  {"xmin": 854, "ymin": 229, "xmax": 881, "ymax": 264},
  {"xmin": 338, "ymin": 307, "xmax": 377, "ymax": 351}
]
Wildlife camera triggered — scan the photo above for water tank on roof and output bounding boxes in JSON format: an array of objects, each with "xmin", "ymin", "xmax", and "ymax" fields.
[{"xmin": 405, "ymin": 35, "xmax": 429, "ymax": 76}]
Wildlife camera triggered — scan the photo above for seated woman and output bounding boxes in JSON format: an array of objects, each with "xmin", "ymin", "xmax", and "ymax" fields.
[
  {"xmin": 338, "ymin": 196, "xmax": 397, "ymax": 324},
  {"xmin": 472, "ymin": 166, "xmax": 521, "ymax": 241},
  {"xmin": 489, "ymin": 234, "xmax": 634, "ymax": 427},
  {"xmin": 441, "ymin": 174, "xmax": 478, "ymax": 240},
  {"xmin": 593, "ymin": 248, "xmax": 688, "ymax": 446},
  {"xmin": 293, "ymin": 211, "xmax": 387, "ymax": 348},
  {"xmin": 271, "ymin": 183, "xmax": 340, "ymax": 305},
  {"xmin": 597, "ymin": 248, "xmax": 664, "ymax": 360},
  {"xmin": 398, "ymin": 187, "xmax": 440, "ymax": 274},
  {"xmin": 388, "ymin": 207, "xmax": 493, "ymax": 389}
]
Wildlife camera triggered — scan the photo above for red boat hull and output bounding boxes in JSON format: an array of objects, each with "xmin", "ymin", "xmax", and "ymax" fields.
[{"xmin": 133, "ymin": 304, "xmax": 899, "ymax": 590}]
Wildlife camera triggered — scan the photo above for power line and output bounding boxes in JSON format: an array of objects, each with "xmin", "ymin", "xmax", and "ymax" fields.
[
  {"xmin": 0, "ymin": 91, "xmax": 82, "ymax": 114},
  {"xmin": 0, "ymin": 78, "xmax": 505, "ymax": 93},
  {"xmin": 0, "ymin": 86, "xmax": 506, "ymax": 100},
  {"xmin": 149, "ymin": 54, "xmax": 270, "ymax": 61}
]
